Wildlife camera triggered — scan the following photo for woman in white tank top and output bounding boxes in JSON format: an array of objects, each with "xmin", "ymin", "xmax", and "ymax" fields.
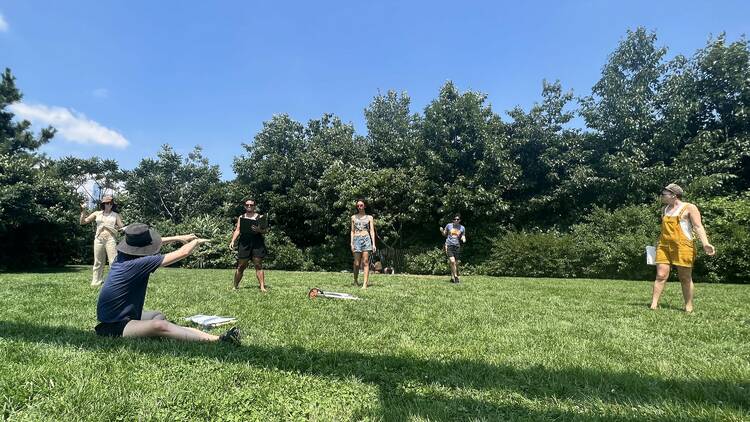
[
  {"xmin": 350, "ymin": 198, "xmax": 376, "ymax": 289},
  {"xmin": 80, "ymin": 195, "xmax": 125, "ymax": 286},
  {"xmin": 650, "ymin": 184, "xmax": 715, "ymax": 313}
]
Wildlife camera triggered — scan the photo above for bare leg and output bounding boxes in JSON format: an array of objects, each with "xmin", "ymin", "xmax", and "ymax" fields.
[
  {"xmin": 676, "ymin": 266, "xmax": 695, "ymax": 313},
  {"xmin": 650, "ymin": 264, "xmax": 671, "ymax": 310},
  {"xmin": 233, "ymin": 259, "xmax": 249, "ymax": 290},
  {"xmin": 448, "ymin": 257, "xmax": 458, "ymax": 281},
  {"xmin": 353, "ymin": 252, "xmax": 362, "ymax": 285},
  {"xmin": 362, "ymin": 251, "xmax": 370, "ymax": 289},
  {"xmin": 253, "ymin": 257, "xmax": 266, "ymax": 292},
  {"xmin": 123, "ymin": 319, "xmax": 219, "ymax": 342},
  {"xmin": 140, "ymin": 310, "xmax": 166, "ymax": 320}
]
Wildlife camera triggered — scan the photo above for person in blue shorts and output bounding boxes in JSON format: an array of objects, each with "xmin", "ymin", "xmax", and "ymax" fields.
[
  {"xmin": 351, "ymin": 198, "xmax": 377, "ymax": 289},
  {"xmin": 440, "ymin": 214, "xmax": 466, "ymax": 283},
  {"xmin": 95, "ymin": 223, "xmax": 241, "ymax": 344}
]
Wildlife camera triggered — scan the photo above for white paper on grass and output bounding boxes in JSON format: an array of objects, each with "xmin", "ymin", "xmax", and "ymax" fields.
[
  {"xmin": 646, "ymin": 246, "xmax": 656, "ymax": 266},
  {"xmin": 320, "ymin": 292, "xmax": 360, "ymax": 300},
  {"xmin": 184, "ymin": 315, "xmax": 237, "ymax": 327}
]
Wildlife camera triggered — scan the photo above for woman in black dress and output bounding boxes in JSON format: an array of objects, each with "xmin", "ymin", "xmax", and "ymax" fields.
[{"xmin": 229, "ymin": 199, "xmax": 268, "ymax": 291}]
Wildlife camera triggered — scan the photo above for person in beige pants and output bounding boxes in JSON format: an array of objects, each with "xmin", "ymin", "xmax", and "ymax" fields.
[{"xmin": 80, "ymin": 196, "xmax": 124, "ymax": 286}]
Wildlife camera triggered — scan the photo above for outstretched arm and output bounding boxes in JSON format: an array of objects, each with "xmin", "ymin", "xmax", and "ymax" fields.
[
  {"xmin": 162, "ymin": 237, "xmax": 210, "ymax": 267},
  {"xmin": 161, "ymin": 234, "xmax": 198, "ymax": 245}
]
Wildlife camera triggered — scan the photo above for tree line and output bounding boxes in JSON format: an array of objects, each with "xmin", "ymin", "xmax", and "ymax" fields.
[{"xmin": 1, "ymin": 28, "xmax": 748, "ymax": 282}]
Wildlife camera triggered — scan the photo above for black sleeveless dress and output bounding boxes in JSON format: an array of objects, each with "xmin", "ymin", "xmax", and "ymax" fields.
[{"xmin": 238, "ymin": 216, "xmax": 267, "ymax": 259}]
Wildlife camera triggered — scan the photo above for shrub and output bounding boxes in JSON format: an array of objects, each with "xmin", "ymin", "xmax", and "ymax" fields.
[
  {"xmin": 693, "ymin": 194, "xmax": 750, "ymax": 283},
  {"xmin": 571, "ymin": 205, "xmax": 661, "ymax": 280},
  {"xmin": 170, "ymin": 215, "xmax": 234, "ymax": 269},
  {"xmin": 263, "ymin": 231, "xmax": 317, "ymax": 271},
  {"xmin": 403, "ymin": 248, "xmax": 450, "ymax": 275},
  {"xmin": 477, "ymin": 230, "xmax": 580, "ymax": 278}
]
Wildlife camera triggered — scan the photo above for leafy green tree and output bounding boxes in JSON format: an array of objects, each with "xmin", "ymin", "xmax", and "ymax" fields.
[
  {"xmin": 673, "ymin": 35, "xmax": 750, "ymax": 195},
  {"xmin": 507, "ymin": 80, "xmax": 591, "ymax": 226},
  {"xmin": 234, "ymin": 113, "xmax": 366, "ymax": 250},
  {"xmin": 0, "ymin": 69, "xmax": 55, "ymax": 156},
  {"xmin": 580, "ymin": 27, "xmax": 671, "ymax": 207},
  {"xmin": 421, "ymin": 81, "xmax": 517, "ymax": 221},
  {"xmin": 125, "ymin": 145, "xmax": 225, "ymax": 224},
  {"xmin": 53, "ymin": 156, "xmax": 124, "ymax": 203},
  {"xmin": 364, "ymin": 90, "xmax": 423, "ymax": 168},
  {"xmin": 0, "ymin": 69, "xmax": 82, "ymax": 269}
]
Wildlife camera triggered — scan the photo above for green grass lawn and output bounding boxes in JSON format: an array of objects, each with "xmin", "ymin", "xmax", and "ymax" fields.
[{"xmin": 1, "ymin": 267, "xmax": 748, "ymax": 421}]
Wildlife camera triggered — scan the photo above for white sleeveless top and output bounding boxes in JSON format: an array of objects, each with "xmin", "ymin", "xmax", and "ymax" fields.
[
  {"xmin": 663, "ymin": 203, "xmax": 693, "ymax": 240},
  {"xmin": 95, "ymin": 211, "xmax": 119, "ymax": 240}
]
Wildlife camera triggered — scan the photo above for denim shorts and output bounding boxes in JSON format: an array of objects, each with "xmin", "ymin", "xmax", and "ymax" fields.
[{"xmin": 353, "ymin": 235, "xmax": 373, "ymax": 253}]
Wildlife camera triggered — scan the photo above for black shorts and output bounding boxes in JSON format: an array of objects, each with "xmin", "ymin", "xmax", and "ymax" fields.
[
  {"xmin": 95, "ymin": 320, "xmax": 130, "ymax": 337},
  {"xmin": 445, "ymin": 245, "xmax": 461, "ymax": 259},
  {"xmin": 237, "ymin": 242, "xmax": 266, "ymax": 260}
]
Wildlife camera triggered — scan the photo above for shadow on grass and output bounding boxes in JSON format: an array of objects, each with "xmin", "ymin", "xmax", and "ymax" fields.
[
  {"xmin": 2, "ymin": 266, "xmax": 84, "ymax": 274},
  {"xmin": 1, "ymin": 321, "xmax": 746, "ymax": 420}
]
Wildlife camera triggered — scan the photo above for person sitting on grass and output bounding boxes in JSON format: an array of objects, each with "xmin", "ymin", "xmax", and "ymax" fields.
[{"xmin": 95, "ymin": 223, "xmax": 241, "ymax": 344}]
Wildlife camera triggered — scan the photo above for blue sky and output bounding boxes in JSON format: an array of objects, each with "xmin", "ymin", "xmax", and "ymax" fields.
[{"xmin": 1, "ymin": 1, "xmax": 748, "ymax": 179}]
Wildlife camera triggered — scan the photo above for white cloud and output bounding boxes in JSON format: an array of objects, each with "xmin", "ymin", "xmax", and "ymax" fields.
[
  {"xmin": 92, "ymin": 88, "xmax": 109, "ymax": 99},
  {"xmin": 0, "ymin": 13, "xmax": 8, "ymax": 32},
  {"xmin": 9, "ymin": 102, "xmax": 129, "ymax": 148}
]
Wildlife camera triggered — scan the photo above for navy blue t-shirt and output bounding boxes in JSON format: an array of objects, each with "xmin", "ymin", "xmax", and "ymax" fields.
[{"xmin": 96, "ymin": 253, "xmax": 164, "ymax": 323}]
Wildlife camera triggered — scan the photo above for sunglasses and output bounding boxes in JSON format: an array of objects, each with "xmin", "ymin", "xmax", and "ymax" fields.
[
  {"xmin": 102, "ymin": 202, "xmax": 112, "ymax": 205},
  {"xmin": 245, "ymin": 203, "xmax": 256, "ymax": 207}
]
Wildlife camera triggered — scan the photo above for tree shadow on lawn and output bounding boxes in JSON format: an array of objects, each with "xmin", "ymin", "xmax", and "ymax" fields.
[
  {"xmin": 2, "ymin": 266, "xmax": 83, "ymax": 274},
  {"xmin": 1, "ymin": 321, "xmax": 746, "ymax": 421}
]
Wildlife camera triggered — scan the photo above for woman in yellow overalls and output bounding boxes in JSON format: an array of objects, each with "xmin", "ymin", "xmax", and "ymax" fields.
[{"xmin": 650, "ymin": 184, "xmax": 715, "ymax": 312}]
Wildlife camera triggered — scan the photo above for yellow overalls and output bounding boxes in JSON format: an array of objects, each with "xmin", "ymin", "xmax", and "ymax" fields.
[{"xmin": 655, "ymin": 203, "xmax": 696, "ymax": 268}]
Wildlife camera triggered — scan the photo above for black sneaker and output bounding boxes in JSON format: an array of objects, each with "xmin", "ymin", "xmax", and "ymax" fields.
[
  {"xmin": 455, "ymin": 276, "xmax": 460, "ymax": 284},
  {"xmin": 219, "ymin": 327, "xmax": 242, "ymax": 345}
]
